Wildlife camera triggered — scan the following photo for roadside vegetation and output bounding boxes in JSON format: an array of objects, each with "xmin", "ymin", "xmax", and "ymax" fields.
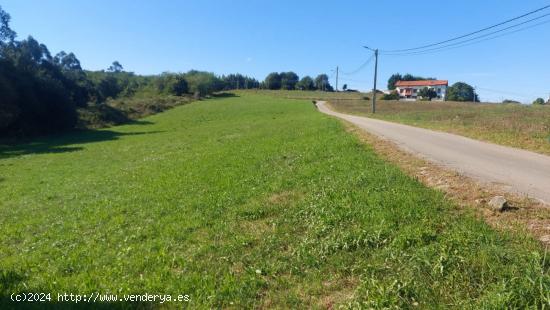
[
  {"xmin": 328, "ymin": 99, "xmax": 550, "ymax": 155},
  {"xmin": 1, "ymin": 93, "xmax": 548, "ymax": 308}
]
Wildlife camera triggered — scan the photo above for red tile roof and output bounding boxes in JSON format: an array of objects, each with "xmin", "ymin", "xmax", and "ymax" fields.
[{"xmin": 395, "ymin": 80, "xmax": 448, "ymax": 87}]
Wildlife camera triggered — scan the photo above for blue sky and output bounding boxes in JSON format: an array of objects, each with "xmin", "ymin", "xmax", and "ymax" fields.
[{"xmin": 2, "ymin": 0, "xmax": 550, "ymax": 102}]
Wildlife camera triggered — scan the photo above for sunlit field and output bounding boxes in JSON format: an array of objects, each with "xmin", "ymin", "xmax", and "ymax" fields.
[{"xmin": 1, "ymin": 93, "xmax": 548, "ymax": 308}]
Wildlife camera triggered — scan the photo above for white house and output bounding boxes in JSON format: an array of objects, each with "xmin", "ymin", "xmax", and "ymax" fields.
[{"xmin": 395, "ymin": 80, "xmax": 448, "ymax": 101}]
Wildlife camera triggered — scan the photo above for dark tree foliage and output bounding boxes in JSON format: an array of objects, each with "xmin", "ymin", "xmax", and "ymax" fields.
[
  {"xmin": 446, "ymin": 82, "xmax": 478, "ymax": 102},
  {"xmin": 171, "ymin": 75, "xmax": 189, "ymax": 96},
  {"xmin": 107, "ymin": 61, "xmax": 123, "ymax": 73},
  {"xmin": 532, "ymin": 98, "xmax": 546, "ymax": 105},
  {"xmin": 387, "ymin": 73, "xmax": 402, "ymax": 90},
  {"xmin": 0, "ymin": 35, "xmax": 85, "ymax": 136},
  {"xmin": 183, "ymin": 70, "xmax": 224, "ymax": 96},
  {"xmin": 221, "ymin": 74, "xmax": 259, "ymax": 90},
  {"xmin": 264, "ymin": 72, "xmax": 282, "ymax": 90},
  {"xmin": 388, "ymin": 73, "xmax": 435, "ymax": 90},
  {"xmin": 418, "ymin": 87, "xmax": 438, "ymax": 101},
  {"xmin": 380, "ymin": 91, "xmax": 400, "ymax": 100},
  {"xmin": 296, "ymin": 76, "xmax": 315, "ymax": 90},
  {"xmin": 280, "ymin": 71, "xmax": 299, "ymax": 90},
  {"xmin": 0, "ymin": 6, "xmax": 16, "ymax": 47},
  {"xmin": 314, "ymin": 74, "xmax": 333, "ymax": 91}
]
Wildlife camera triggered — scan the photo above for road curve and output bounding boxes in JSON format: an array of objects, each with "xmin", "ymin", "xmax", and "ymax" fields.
[{"xmin": 317, "ymin": 101, "xmax": 550, "ymax": 204}]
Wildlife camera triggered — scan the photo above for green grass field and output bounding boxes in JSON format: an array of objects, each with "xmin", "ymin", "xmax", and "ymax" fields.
[
  {"xmin": 328, "ymin": 99, "xmax": 550, "ymax": 155},
  {"xmin": 1, "ymin": 92, "xmax": 549, "ymax": 308}
]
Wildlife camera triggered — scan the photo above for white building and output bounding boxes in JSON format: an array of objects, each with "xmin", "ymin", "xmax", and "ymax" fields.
[{"xmin": 395, "ymin": 80, "xmax": 448, "ymax": 101}]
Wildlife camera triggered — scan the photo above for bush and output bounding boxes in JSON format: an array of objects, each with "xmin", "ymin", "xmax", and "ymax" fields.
[
  {"xmin": 380, "ymin": 91, "xmax": 400, "ymax": 100},
  {"xmin": 533, "ymin": 98, "xmax": 546, "ymax": 105},
  {"xmin": 183, "ymin": 70, "xmax": 224, "ymax": 96},
  {"xmin": 77, "ymin": 96, "xmax": 191, "ymax": 129},
  {"xmin": 418, "ymin": 87, "xmax": 438, "ymax": 101},
  {"xmin": 446, "ymin": 82, "xmax": 476, "ymax": 102}
]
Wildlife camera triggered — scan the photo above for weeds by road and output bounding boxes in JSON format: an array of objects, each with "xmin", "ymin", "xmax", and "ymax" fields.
[{"xmin": 329, "ymin": 99, "xmax": 550, "ymax": 155}]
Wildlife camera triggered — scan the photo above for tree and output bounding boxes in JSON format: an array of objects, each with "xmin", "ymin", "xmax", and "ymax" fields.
[
  {"xmin": 296, "ymin": 76, "xmax": 315, "ymax": 90},
  {"xmin": 387, "ymin": 73, "xmax": 435, "ymax": 90},
  {"xmin": 446, "ymin": 82, "xmax": 477, "ymax": 102},
  {"xmin": 171, "ymin": 75, "xmax": 188, "ymax": 96},
  {"xmin": 264, "ymin": 72, "xmax": 281, "ymax": 90},
  {"xmin": 402, "ymin": 74, "xmax": 416, "ymax": 81},
  {"xmin": 97, "ymin": 75, "xmax": 122, "ymax": 100},
  {"xmin": 342, "ymin": 84, "xmax": 348, "ymax": 91},
  {"xmin": 387, "ymin": 73, "xmax": 402, "ymax": 90},
  {"xmin": 107, "ymin": 61, "xmax": 123, "ymax": 73},
  {"xmin": 314, "ymin": 74, "xmax": 332, "ymax": 91},
  {"xmin": 0, "ymin": 6, "xmax": 16, "ymax": 47},
  {"xmin": 533, "ymin": 98, "xmax": 546, "ymax": 105},
  {"xmin": 280, "ymin": 71, "xmax": 299, "ymax": 90},
  {"xmin": 183, "ymin": 70, "xmax": 223, "ymax": 96},
  {"xmin": 54, "ymin": 51, "xmax": 82, "ymax": 71},
  {"xmin": 418, "ymin": 87, "xmax": 438, "ymax": 101},
  {"xmin": 220, "ymin": 73, "xmax": 258, "ymax": 90},
  {"xmin": 380, "ymin": 91, "xmax": 400, "ymax": 100}
]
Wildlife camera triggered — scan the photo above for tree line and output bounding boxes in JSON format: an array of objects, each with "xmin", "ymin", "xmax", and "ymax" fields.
[
  {"xmin": 0, "ymin": 6, "xmax": 267, "ymax": 138},
  {"xmin": 262, "ymin": 72, "xmax": 333, "ymax": 91}
]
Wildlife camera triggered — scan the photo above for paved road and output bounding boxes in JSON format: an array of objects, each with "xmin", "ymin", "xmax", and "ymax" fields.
[{"xmin": 317, "ymin": 101, "xmax": 550, "ymax": 204}]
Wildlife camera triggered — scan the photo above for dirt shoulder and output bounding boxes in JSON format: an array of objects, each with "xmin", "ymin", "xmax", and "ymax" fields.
[
  {"xmin": 339, "ymin": 119, "xmax": 550, "ymax": 246},
  {"xmin": 316, "ymin": 98, "xmax": 550, "ymax": 246}
]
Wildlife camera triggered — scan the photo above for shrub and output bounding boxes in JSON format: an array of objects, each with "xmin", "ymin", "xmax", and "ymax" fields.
[
  {"xmin": 532, "ymin": 98, "xmax": 546, "ymax": 105},
  {"xmin": 380, "ymin": 91, "xmax": 400, "ymax": 100},
  {"xmin": 446, "ymin": 82, "xmax": 476, "ymax": 102}
]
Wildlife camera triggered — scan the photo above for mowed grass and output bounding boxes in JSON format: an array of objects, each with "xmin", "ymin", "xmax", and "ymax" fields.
[
  {"xmin": 0, "ymin": 93, "xmax": 549, "ymax": 308},
  {"xmin": 328, "ymin": 99, "xmax": 550, "ymax": 155}
]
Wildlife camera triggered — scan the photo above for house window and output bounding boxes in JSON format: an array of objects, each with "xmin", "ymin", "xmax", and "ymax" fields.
[
  {"xmin": 437, "ymin": 88, "xmax": 441, "ymax": 93},
  {"xmin": 413, "ymin": 89, "xmax": 417, "ymax": 93},
  {"xmin": 400, "ymin": 89, "xmax": 404, "ymax": 93}
]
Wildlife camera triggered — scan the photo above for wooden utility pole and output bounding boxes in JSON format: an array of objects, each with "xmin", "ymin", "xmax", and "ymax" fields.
[
  {"xmin": 364, "ymin": 46, "xmax": 378, "ymax": 114},
  {"xmin": 373, "ymin": 49, "xmax": 378, "ymax": 114},
  {"xmin": 335, "ymin": 66, "xmax": 339, "ymax": 92}
]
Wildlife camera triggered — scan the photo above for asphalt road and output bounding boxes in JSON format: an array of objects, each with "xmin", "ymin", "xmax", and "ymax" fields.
[{"xmin": 317, "ymin": 101, "xmax": 550, "ymax": 204}]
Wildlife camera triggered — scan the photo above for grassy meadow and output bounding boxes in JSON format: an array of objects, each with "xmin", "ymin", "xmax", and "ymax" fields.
[
  {"xmin": 328, "ymin": 98, "xmax": 550, "ymax": 155},
  {"xmin": 0, "ymin": 92, "xmax": 549, "ymax": 308}
]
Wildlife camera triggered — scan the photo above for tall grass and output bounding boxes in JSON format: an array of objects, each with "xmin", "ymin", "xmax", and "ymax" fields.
[{"xmin": 329, "ymin": 99, "xmax": 550, "ymax": 155}]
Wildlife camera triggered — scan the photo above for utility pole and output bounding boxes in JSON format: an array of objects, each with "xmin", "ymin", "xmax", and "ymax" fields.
[
  {"xmin": 373, "ymin": 49, "xmax": 378, "ymax": 114},
  {"xmin": 335, "ymin": 66, "xmax": 339, "ymax": 92},
  {"xmin": 364, "ymin": 46, "xmax": 378, "ymax": 114}
]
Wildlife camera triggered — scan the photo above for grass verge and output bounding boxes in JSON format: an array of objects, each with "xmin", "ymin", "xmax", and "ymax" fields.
[{"xmin": 328, "ymin": 99, "xmax": 550, "ymax": 155}]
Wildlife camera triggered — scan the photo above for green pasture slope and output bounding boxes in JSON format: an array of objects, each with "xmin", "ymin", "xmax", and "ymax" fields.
[{"xmin": 0, "ymin": 93, "xmax": 548, "ymax": 308}]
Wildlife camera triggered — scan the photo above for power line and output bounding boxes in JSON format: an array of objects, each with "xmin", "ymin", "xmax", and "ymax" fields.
[
  {"xmin": 381, "ymin": 17, "xmax": 550, "ymax": 56},
  {"xmin": 380, "ymin": 4, "xmax": 550, "ymax": 53},
  {"xmin": 339, "ymin": 54, "xmax": 375, "ymax": 76},
  {"xmin": 338, "ymin": 77, "xmax": 371, "ymax": 83}
]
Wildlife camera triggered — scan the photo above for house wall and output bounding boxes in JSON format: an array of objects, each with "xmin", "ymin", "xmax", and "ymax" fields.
[{"xmin": 396, "ymin": 85, "xmax": 447, "ymax": 101}]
